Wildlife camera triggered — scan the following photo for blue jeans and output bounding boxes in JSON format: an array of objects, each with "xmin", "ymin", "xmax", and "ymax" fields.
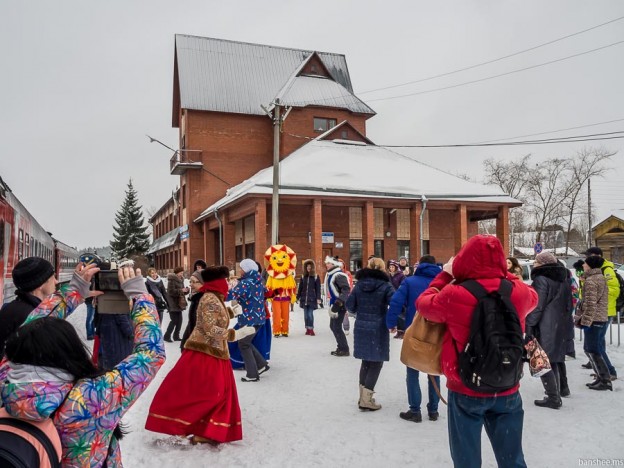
[
  {"xmin": 583, "ymin": 322, "xmax": 605, "ymax": 355},
  {"xmin": 85, "ymin": 302, "xmax": 95, "ymax": 339},
  {"xmin": 598, "ymin": 317, "xmax": 616, "ymax": 376},
  {"xmin": 303, "ymin": 305, "xmax": 315, "ymax": 329},
  {"xmin": 406, "ymin": 367, "xmax": 440, "ymax": 414},
  {"xmin": 448, "ymin": 390, "xmax": 526, "ymax": 468}
]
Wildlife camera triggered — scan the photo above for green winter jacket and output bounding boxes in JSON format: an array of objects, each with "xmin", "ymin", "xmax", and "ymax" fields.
[{"xmin": 601, "ymin": 260, "xmax": 620, "ymax": 317}]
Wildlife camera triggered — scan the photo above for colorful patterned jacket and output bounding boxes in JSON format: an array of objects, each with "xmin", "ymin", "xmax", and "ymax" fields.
[
  {"xmin": 0, "ymin": 281, "xmax": 165, "ymax": 467},
  {"xmin": 227, "ymin": 270, "xmax": 267, "ymax": 327}
]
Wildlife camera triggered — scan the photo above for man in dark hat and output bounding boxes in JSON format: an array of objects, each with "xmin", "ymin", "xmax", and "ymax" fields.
[{"xmin": 0, "ymin": 257, "xmax": 57, "ymax": 357}]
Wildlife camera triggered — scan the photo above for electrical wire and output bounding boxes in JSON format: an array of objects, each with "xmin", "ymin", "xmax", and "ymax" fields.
[
  {"xmin": 473, "ymin": 118, "xmax": 624, "ymax": 144},
  {"xmin": 358, "ymin": 14, "xmax": 624, "ymax": 95},
  {"xmin": 284, "ymin": 130, "xmax": 624, "ymax": 148},
  {"xmin": 365, "ymin": 40, "xmax": 624, "ymax": 103}
]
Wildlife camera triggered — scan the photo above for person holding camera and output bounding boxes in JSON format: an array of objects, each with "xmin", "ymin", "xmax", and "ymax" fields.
[
  {"xmin": 324, "ymin": 256, "xmax": 352, "ymax": 357},
  {"xmin": 165, "ymin": 266, "xmax": 189, "ymax": 342},
  {"xmin": 1, "ymin": 263, "xmax": 165, "ymax": 467},
  {"xmin": 145, "ymin": 267, "xmax": 171, "ymax": 324}
]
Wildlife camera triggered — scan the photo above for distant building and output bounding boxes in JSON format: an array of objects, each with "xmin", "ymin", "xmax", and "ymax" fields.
[
  {"xmin": 148, "ymin": 35, "xmax": 519, "ymax": 273},
  {"xmin": 592, "ymin": 210, "xmax": 624, "ymax": 263}
]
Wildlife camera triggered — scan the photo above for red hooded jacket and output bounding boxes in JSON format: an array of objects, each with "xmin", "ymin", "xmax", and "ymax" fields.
[{"xmin": 416, "ymin": 235, "xmax": 538, "ymax": 397}]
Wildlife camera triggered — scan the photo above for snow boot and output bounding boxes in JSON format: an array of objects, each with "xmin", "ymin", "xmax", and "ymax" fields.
[
  {"xmin": 587, "ymin": 353, "xmax": 613, "ymax": 391},
  {"xmin": 428, "ymin": 412, "xmax": 439, "ymax": 421},
  {"xmin": 581, "ymin": 361, "xmax": 592, "ymax": 369},
  {"xmin": 163, "ymin": 333, "xmax": 173, "ymax": 343},
  {"xmin": 359, "ymin": 388, "xmax": 381, "ymax": 411},
  {"xmin": 535, "ymin": 370, "xmax": 562, "ymax": 409},
  {"xmin": 309, "ymin": 329, "xmax": 315, "ymax": 336},
  {"xmin": 399, "ymin": 410, "xmax": 422, "ymax": 422},
  {"xmin": 358, "ymin": 384, "xmax": 364, "ymax": 407}
]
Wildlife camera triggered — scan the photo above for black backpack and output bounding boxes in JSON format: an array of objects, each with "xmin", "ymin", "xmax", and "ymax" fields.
[
  {"xmin": 456, "ymin": 279, "xmax": 524, "ymax": 393},
  {"xmin": 601, "ymin": 265, "xmax": 624, "ymax": 312},
  {"xmin": 0, "ymin": 417, "xmax": 61, "ymax": 468}
]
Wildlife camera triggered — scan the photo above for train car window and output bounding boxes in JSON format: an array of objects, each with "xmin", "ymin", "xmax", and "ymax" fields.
[
  {"xmin": 0, "ymin": 220, "xmax": 4, "ymax": 257},
  {"xmin": 18, "ymin": 229, "xmax": 24, "ymax": 260},
  {"xmin": 25, "ymin": 233, "xmax": 30, "ymax": 257}
]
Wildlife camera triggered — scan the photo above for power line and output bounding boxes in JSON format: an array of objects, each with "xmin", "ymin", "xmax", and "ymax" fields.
[
  {"xmin": 358, "ymin": 14, "xmax": 624, "ymax": 95},
  {"xmin": 365, "ymin": 40, "xmax": 624, "ymax": 103},
  {"xmin": 474, "ymin": 118, "xmax": 624, "ymax": 144},
  {"xmin": 286, "ymin": 130, "xmax": 624, "ymax": 148}
]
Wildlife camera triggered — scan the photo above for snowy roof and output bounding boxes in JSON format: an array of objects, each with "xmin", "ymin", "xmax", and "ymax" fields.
[
  {"xmin": 173, "ymin": 35, "xmax": 373, "ymax": 121},
  {"xmin": 147, "ymin": 228, "xmax": 179, "ymax": 254},
  {"xmin": 591, "ymin": 209, "xmax": 624, "ymax": 230},
  {"xmin": 195, "ymin": 140, "xmax": 520, "ymax": 222},
  {"xmin": 514, "ymin": 246, "xmax": 581, "ymax": 257}
]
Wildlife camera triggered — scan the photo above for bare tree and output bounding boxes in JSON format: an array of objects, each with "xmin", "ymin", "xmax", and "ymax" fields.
[
  {"xmin": 559, "ymin": 147, "xmax": 615, "ymax": 254},
  {"xmin": 525, "ymin": 158, "xmax": 569, "ymax": 243},
  {"xmin": 483, "ymin": 154, "xmax": 532, "ymax": 200}
]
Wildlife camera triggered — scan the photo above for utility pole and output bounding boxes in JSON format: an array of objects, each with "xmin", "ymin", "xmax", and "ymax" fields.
[
  {"xmin": 587, "ymin": 178, "xmax": 592, "ymax": 247},
  {"xmin": 271, "ymin": 99, "xmax": 282, "ymax": 245}
]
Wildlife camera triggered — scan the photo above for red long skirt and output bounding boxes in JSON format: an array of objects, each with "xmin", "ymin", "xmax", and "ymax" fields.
[{"xmin": 145, "ymin": 349, "xmax": 242, "ymax": 443}]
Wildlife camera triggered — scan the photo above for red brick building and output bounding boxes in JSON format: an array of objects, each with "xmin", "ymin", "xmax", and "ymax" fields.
[{"xmin": 148, "ymin": 35, "xmax": 519, "ymax": 273}]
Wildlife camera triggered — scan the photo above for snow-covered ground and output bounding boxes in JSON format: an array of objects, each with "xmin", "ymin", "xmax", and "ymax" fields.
[{"xmin": 68, "ymin": 305, "xmax": 624, "ymax": 468}]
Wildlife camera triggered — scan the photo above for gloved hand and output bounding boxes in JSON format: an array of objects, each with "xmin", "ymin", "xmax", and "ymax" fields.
[
  {"xmin": 330, "ymin": 299, "xmax": 344, "ymax": 314},
  {"xmin": 233, "ymin": 326, "xmax": 256, "ymax": 341},
  {"xmin": 121, "ymin": 274, "xmax": 148, "ymax": 300},
  {"xmin": 328, "ymin": 308, "xmax": 338, "ymax": 319},
  {"xmin": 229, "ymin": 301, "xmax": 243, "ymax": 316}
]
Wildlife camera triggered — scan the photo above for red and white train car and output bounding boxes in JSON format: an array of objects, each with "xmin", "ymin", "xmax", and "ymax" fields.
[{"xmin": 0, "ymin": 176, "xmax": 78, "ymax": 304}]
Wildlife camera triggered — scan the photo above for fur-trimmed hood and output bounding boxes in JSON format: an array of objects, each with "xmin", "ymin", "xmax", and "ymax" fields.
[
  {"xmin": 530, "ymin": 262, "xmax": 568, "ymax": 283},
  {"xmin": 354, "ymin": 268, "xmax": 390, "ymax": 291},
  {"xmin": 302, "ymin": 259, "xmax": 317, "ymax": 277}
]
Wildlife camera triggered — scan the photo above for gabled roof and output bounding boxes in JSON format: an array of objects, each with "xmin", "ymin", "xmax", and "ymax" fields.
[
  {"xmin": 314, "ymin": 120, "xmax": 374, "ymax": 145},
  {"xmin": 195, "ymin": 140, "xmax": 520, "ymax": 222},
  {"xmin": 173, "ymin": 35, "xmax": 374, "ymax": 126},
  {"xmin": 592, "ymin": 209, "xmax": 624, "ymax": 230}
]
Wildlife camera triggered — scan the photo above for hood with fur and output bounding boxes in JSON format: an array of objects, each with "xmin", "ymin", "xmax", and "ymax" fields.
[{"xmin": 302, "ymin": 259, "xmax": 317, "ymax": 276}]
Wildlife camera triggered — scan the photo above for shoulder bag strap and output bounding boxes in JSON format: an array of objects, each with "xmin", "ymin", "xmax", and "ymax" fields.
[{"xmin": 0, "ymin": 417, "xmax": 61, "ymax": 468}]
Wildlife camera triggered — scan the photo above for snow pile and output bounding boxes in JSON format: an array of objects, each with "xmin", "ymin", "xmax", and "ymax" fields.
[{"xmin": 67, "ymin": 305, "xmax": 623, "ymax": 468}]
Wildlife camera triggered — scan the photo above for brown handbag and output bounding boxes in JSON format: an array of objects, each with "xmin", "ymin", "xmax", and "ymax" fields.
[{"xmin": 400, "ymin": 313, "xmax": 446, "ymax": 376}]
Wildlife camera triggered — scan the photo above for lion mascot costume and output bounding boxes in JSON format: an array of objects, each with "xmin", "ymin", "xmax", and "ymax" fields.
[{"xmin": 264, "ymin": 244, "xmax": 297, "ymax": 337}]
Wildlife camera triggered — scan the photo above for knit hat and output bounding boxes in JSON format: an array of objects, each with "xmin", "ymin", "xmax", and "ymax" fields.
[
  {"xmin": 191, "ymin": 270, "xmax": 203, "ymax": 283},
  {"xmin": 585, "ymin": 256, "xmax": 604, "ymax": 269},
  {"xmin": 13, "ymin": 257, "xmax": 55, "ymax": 292},
  {"xmin": 240, "ymin": 258, "xmax": 258, "ymax": 273},
  {"xmin": 201, "ymin": 266, "xmax": 230, "ymax": 282},
  {"xmin": 324, "ymin": 256, "xmax": 341, "ymax": 267},
  {"xmin": 535, "ymin": 252, "xmax": 557, "ymax": 265},
  {"xmin": 388, "ymin": 260, "xmax": 400, "ymax": 269},
  {"xmin": 585, "ymin": 247, "xmax": 603, "ymax": 256}
]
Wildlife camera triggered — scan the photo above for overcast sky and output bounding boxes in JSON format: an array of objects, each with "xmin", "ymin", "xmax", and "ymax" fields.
[{"xmin": 1, "ymin": 0, "xmax": 622, "ymax": 249}]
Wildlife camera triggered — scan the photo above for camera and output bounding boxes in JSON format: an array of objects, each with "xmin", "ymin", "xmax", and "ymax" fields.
[{"xmin": 80, "ymin": 254, "xmax": 133, "ymax": 314}]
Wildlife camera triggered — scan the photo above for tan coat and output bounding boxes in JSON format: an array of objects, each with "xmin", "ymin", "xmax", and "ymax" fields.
[
  {"xmin": 184, "ymin": 291, "xmax": 236, "ymax": 360},
  {"xmin": 575, "ymin": 268, "xmax": 608, "ymax": 326}
]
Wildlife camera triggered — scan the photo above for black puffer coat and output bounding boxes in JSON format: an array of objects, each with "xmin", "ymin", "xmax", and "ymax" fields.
[
  {"xmin": 346, "ymin": 268, "xmax": 394, "ymax": 362},
  {"xmin": 526, "ymin": 263, "xmax": 573, "ymax": 363},
  {"xmin": 0, "ymin": 291, "xmax": 40, "ymax": 358},
  {"xmin": 297, "ymin": 260, "xmax": 321, "ymax": 309}
]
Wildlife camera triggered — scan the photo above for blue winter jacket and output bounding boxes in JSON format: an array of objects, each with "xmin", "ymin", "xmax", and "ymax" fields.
[
  {"xmin": 386, "ymin": 262, "xmax": 442, "ymax": 329},
  {"xmin": 228, "ymin": 270, "xmax": 267, "ymax": 327},
  {"xmin": 346, "ymin": 268, "xmax": 395, "ymax": 362}
]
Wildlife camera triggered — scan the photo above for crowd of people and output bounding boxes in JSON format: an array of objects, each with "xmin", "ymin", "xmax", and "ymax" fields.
[{"xmin": 0, "ymin": 238, "xmax": 620, "ymax": 467}]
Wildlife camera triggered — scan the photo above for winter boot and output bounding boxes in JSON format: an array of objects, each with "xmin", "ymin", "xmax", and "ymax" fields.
[
  {"xmin": 359, "ymin": 388, "xmax": 381, "ymax": 411},
  {"xmin": 309, "ymin": 329, "xmax": 315, "ymax": 336},
  {"xmin": 399, "ymin": 410, "xmax": 422, "ymax": 422},
  {"xmin": 358, "ymin": 384, "xmax": 364, "ymax": 407},
  {"xmin": 535, "ymin": 370, "xmax": 562, "ymax": 409},
  {"xmin": 581, "ymin": 361, "xmax": 593, "ymax": 369},
  {"xmin": 587, "ymin": 353, "xmax": 613, "ymax": 391},
  {"xmin": 163, "ymin": 333, "xmax": 173, "ymax": 343}
]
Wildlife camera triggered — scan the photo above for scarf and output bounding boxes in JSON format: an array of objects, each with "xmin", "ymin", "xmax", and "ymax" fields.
[{"xmin": 200, "ymin": 279, "xmax": 229, "ymax": 298}]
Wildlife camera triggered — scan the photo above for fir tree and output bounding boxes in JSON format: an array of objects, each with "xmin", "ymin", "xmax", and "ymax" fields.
[{"xmin": 110, "ymin": 179, "xmax": 150, "ymax": 259}]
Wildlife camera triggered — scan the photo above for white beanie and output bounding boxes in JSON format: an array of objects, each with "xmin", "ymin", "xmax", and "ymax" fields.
[
  {"xmin": 324, "ymin": 256, "xmax": 341, "ymax": 267},
  {"xmin": 240, "ymin": 258, "xmax": 258, "ymax": 273}
]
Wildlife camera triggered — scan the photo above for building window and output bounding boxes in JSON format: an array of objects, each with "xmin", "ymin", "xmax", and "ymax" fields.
[
  {"xmin": 235, "ymin": 245, "xmax": 243, "ymax": 262},
  {"xmin": 349, "ymin": 240, "xmax": 362, "ymax": 272},
  {"xmin": 374, "ymin": 240, "xmax": 384, "ymax": 259},
  {"xmin": 245, "ymin": 243, "xmax": 255, "ymax": 260},
  {"xmin": 422, "ymin": 240, "xmax": 430, "ymax": 255},
  {"xmin": 341, "ymin": 130, "xmax": 348, "ymax": 139},
  {"xmin": 313, "ymin": 117, "xmax": 337, "ymax": 132},
  {"xmin": 397, "ymin": 240, "xmax": 410, "ymax": 261}
]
